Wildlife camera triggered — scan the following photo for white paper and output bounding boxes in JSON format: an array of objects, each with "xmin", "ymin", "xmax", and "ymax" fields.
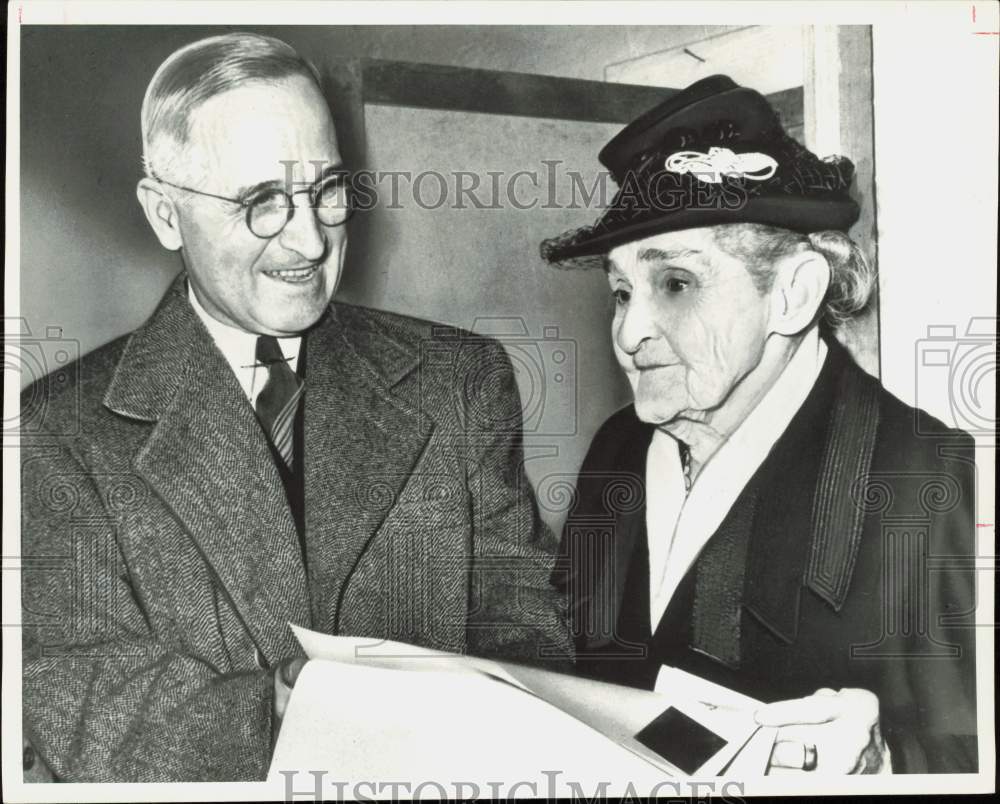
[
  {"xmin": 271, "ymin": 626, "xmax": 773, "ymax": 784},
  {"xmin": 268, "ymin": 659, "xmax": 673, "ymax": 795},
  {"xmin": 655, "ymin": 664, "xmax": 776, "ymax": 776},
  {"xmin": 292, "ymin": 624, "xmax": 531, "ymax": 692}
]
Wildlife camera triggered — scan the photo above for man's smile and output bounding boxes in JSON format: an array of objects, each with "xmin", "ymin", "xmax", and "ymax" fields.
[{"xmin": 263, "ymin": 263, "xmax": 321, "ymax": 283}]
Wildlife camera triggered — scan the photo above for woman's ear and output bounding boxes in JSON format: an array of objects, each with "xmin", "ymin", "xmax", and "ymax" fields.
[
  {"xmin": 768, "ymin": 250, "xmax": 831, "ymax": 336},
  {"xmin": 136, "ymin": 178, "xmax": 183, "ymax": 251}
]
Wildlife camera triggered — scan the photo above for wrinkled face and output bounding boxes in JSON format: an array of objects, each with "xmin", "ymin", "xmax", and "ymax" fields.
[
  {"xmin": 174, "ymin": 76, "xmax": 346, "ymax": 335},
  {"xmin": 607, "ymin": 227, "xmax": 773, "ymax": 426}
]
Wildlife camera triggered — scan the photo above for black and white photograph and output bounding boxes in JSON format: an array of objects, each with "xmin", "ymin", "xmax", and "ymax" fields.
[{"xmin": 3, "ymin": 1, "xmax": 997, "ymax": 800}]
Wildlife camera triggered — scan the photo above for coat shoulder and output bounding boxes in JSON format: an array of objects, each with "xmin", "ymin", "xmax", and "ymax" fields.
[
  {"xmin": 855, "ymin": 369, "xmax": 977, "ymax": 565},
  {"xmin": 330, "ymin": 301, "xmax": 510, "ymax": 374},
  {"xmin": 331, "ymin": 301, "xmax": 480, "ymax": 350},
  {"xmin": 872, "ymin": 379, "xmax": 975, "ymax": 463},
  {"xmin": 330, "ymin": 301, "xmax": 515, "ymax": 425},
  {"xmin": 20, "ymin": 333, "xmax": 131, "ymax": 441},
  {"xmin": 582, "ymin": 404, "xmax": 647, "ymax": 470},
  {"xmin": 595, "ymin": 403, "xmax": 643, "ymax": 440}
]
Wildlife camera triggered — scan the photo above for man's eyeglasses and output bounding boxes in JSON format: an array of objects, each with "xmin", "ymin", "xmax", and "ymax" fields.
[{"xmin": 153, "ymin": 171, "xmax": 354, "ymax": 239}]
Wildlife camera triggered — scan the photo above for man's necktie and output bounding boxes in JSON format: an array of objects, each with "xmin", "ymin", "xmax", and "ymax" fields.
[{"xmin": 255, "ymin": 335, "xmax": 304, "ymax": 470}]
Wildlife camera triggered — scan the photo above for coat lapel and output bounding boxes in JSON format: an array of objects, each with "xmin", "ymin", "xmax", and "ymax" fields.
[
  {"xmin": 301, "ymin": 304, "xmax": 435, "ymax": 633},
  {"xmin": 104, "ymin": 275, "xmax": 310, "ymax": 665},
  {"xmin": 741, "ymin": 336, "xmax": 881, "ymax": 645}
]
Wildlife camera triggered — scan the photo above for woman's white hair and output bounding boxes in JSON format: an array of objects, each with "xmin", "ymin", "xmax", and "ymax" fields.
[
  {"xmin": 712, "ymin": 223, "xmax": 877, "ymax": 327},
  {"xmin": 141, "ymin": 32, "xmax": 322, "ymax": 183}
]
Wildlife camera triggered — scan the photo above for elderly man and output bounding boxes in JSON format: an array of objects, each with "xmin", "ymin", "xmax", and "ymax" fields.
[
  {"xmin": 545, "ymin": 76, "xmax": 977, "ymax": 774},
  {"xmin": 21, "ymin": 33, "xmax": 568, "ymax": 782}
]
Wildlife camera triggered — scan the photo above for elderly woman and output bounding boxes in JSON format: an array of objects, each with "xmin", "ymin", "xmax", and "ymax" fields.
[{"xmin": 545, "ymin": 76, "xmax": 976, "ymax": 775}]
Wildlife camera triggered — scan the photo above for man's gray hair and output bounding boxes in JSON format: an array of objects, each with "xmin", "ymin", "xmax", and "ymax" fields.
[
  {"xmin": 712, "ymin": 223, "xmax": 876, "ymax": 327},
  {"xmin": 141, "ymin": 32, "xmax": 322, "ymax": 183}
]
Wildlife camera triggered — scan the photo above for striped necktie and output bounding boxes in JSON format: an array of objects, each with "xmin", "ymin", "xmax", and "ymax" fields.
[{"xmin": 255, "ymin": 335, "xmax": 304, "ymax": 470}]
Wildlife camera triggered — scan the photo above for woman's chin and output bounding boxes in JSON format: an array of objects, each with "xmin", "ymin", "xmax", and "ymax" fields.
[{"xmin": 633, "ymin": 397, "xmax": 683, "ymax": 426}]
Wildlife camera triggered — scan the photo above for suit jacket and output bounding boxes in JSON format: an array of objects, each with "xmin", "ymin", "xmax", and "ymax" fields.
[
  {"xmin": 557, "ymin": 336, "xmax": 978, "ymax": 773},
  {"xmin": 22, "ymin": 273, "xmax": 570, "ymax": 782}
]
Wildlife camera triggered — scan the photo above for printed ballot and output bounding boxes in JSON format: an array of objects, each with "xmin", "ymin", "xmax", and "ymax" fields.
[{"xmin": 267, "ymin": 626, "xmax": 775, "ymax": 792}]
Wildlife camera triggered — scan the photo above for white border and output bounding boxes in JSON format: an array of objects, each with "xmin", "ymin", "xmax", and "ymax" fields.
[{"xmin": 4, "ymin": 2, "xmax": 997, "ymax": 800}]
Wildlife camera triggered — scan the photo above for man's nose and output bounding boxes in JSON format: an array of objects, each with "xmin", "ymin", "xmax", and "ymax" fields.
[
  {"xmin": 615, "ymin": 291, "xmax": 659, "ymax": 356},
  {"xmin": 277, "ymin": 193, "xmax": 328, "ymax": 262}
]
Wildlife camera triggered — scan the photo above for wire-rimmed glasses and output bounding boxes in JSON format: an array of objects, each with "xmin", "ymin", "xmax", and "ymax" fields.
[{"xmin": 153, "ymin": 170, "xmax": 354, "ymax": 239}]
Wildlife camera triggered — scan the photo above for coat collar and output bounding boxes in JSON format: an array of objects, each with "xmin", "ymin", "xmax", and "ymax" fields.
[
  {"xmin": 103, "ymin": 274, "xmax": 425, "ymax": 419},
  {"xmin": 103, "ymin": 274, "xmax": 205, "ymax": 422},
  {"xmin": 103, "ymin": 273, "xmax": 434, "ymax": 659}
]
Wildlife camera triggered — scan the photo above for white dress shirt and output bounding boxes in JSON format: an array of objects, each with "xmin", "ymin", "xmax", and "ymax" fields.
[
  {"xmin": 187, "ymin": 284, "xmax": 301, "ymax": 407},
  {"xmin": 646, "ymin": 327, "xmax": 828, "ymax": 631}
]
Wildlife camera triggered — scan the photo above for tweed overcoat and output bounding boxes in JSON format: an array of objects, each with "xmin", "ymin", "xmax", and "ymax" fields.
[
  {"xmin": 22, "ymin": 274, "xmax": 571, "ymax": 782},
  {"xmin": 557, "ymin": 336, "xmax": 978, "ymax": 773}
]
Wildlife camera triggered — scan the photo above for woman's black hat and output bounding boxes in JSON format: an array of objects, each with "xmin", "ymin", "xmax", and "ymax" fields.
[{"xmin": 541, "ymin": 74, "xmax": 860, "ymax": 265}]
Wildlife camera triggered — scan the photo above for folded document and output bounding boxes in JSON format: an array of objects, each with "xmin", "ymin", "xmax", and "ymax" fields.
[{"xmin": 267, "ymin": 626, "xmax": 775, "ymax": 791}]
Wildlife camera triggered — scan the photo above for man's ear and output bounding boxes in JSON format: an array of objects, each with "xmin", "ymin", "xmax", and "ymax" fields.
[
  {"xmin": 136, "ymin": 178, "xmax": 183, "ymax": 251},
  {"xmin": 767, "ymin": 250, "xmax": 830, "ymax": 336}
]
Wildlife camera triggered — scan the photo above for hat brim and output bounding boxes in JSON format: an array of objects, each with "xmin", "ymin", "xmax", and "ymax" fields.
[{"xmin": 543, "ymin": 195, "xmax": 860, "ymax": 264}]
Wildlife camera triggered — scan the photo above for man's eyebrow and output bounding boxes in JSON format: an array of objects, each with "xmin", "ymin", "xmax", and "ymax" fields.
[
  {"xmin": 234, "ymin": 162, "xmax": 346, "ymax": 200},
  {"xmin": 637, "ymin": 247, "xmax": 702, "ymax": 263}
]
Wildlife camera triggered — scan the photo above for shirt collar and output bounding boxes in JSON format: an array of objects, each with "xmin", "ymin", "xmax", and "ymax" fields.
[
  {"xmin": 719, "ymin": 325, "xmax": 827, "ymax": 469},
  {"xmin": 187, "ymin": 282, "xmax": 301, "ymax": 402}
]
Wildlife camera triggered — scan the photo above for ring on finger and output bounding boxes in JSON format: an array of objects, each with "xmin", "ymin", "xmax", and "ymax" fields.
[{"xmin": 802, "ymin": 742, "xmax": 818, "ymax": 771}]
